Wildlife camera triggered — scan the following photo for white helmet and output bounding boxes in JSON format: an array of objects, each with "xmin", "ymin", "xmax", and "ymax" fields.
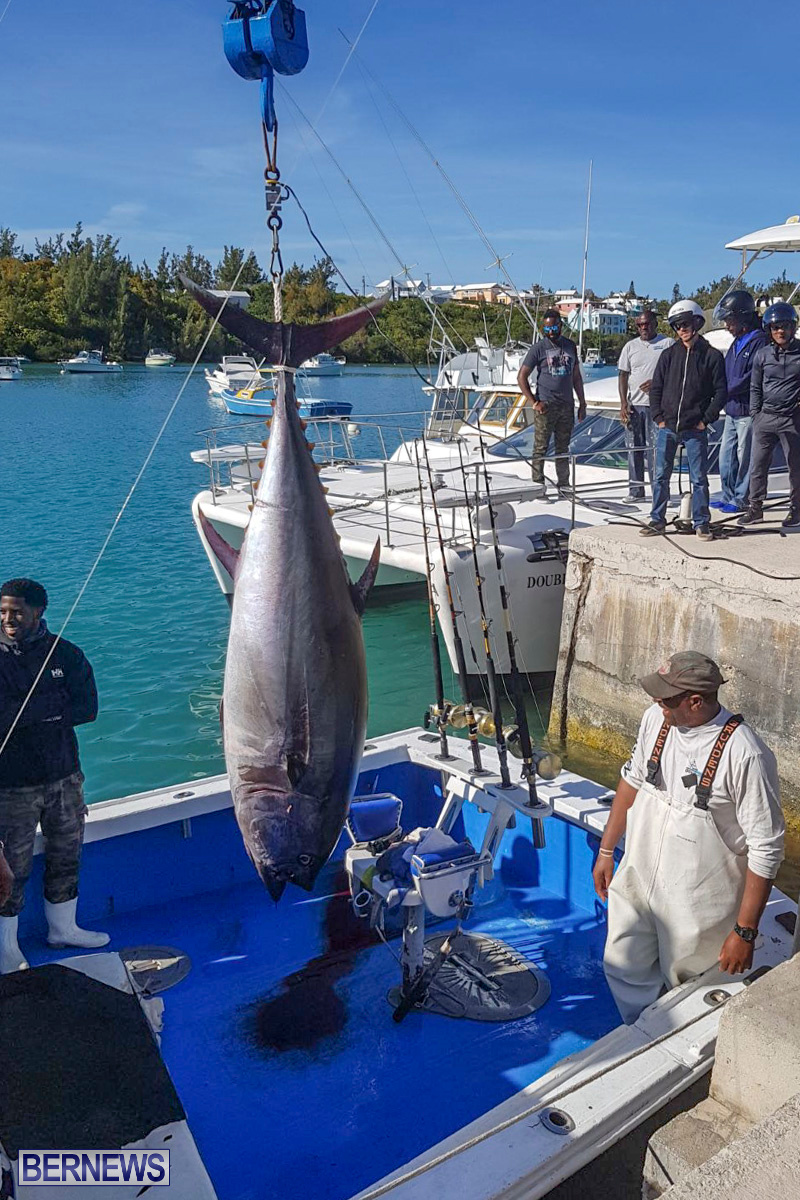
[{"xmin": 668, "ymin": 299, "xmax": 705, "ymax": 330}]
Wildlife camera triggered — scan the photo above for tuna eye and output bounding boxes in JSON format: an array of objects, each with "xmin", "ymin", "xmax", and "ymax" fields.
[{"xmin": 298, "ymin": 854, "xmax": 312, "ymax": 866}]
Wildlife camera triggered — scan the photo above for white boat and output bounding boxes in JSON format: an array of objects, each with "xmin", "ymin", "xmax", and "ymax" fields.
[
  {"xmin": 145, "ymin": 348, "xmax": 176, "ymax": 367},
  {"xmin": 0, "ymin": 356, "xmax": 23, "ymax": 381},
  {"xmin": 299, "ymin": 351, "xmax": 346, "ymax": 376},
  {"xmin": 204, "ymin": 355, "xmax": 268, "ymax": 397},
  {"xmin": 4, "ymin": 730, "xmax": 794, "ymax": 1200},
  {"xmin": 59, "ymin": 350, "xmax": 123, "ymax": 374}
]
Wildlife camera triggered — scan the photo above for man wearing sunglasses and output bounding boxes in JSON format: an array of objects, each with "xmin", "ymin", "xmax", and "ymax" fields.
[
  {"xmin": 640, "ymin": 299, "xmax": 727, "ymax": 540},
  {"xmin": 739, "ymin": 302, "xmax": 800, "ymax": 529},
  {"xmin": 518, "ymin": 309, "xmax": 586, "ymax": 496},
  {"xmin": 618, "ymin": 310, "xmax": 672, "ymax": 502},
  {"xmin": 593, "ymin": 651, "xmax": 784, "ymax": 1025}
]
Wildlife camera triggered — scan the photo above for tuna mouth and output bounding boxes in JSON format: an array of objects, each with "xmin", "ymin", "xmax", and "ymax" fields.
[{"xmin": 257, "ymin": 861, "xmax": 318, "ymax": 902}]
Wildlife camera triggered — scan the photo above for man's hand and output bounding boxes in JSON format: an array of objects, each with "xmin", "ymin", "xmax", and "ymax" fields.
[
  {"xmin": 657, "ymin": 422, "xmax": 666, "ymax": 429},
  {"xmin": 592, "ymin": 855, "xmax": 615, "ymax": 901},
  {"xmin": 640, "ymin": 379, "xmax": 652, "ymax": 395},
  {"xmin": 719, "ymin": 929, "xmax": 755, "ymax": 975},
  {"xmin": 532, "ymin": 399, "xmax": 545, "ymax": 414},
  {"xmin": 620, "ymin": 402, "xmax": 630, "ymax": 425},
  {"xmin": 577, "ymin": 403, "xmax": 587, "ymax": 422},
  {"xmin": 0, "ymin": 849, "xmax": 13, "ymax": 908},
  {"xmin": 696, "ymin": 422, "xmax": 706, "ymax": 431}
]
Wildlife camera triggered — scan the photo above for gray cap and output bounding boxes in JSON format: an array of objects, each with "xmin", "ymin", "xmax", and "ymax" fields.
[{"xmin": 640, "ymin": 651, "xmax": 726, "ymax": 700}]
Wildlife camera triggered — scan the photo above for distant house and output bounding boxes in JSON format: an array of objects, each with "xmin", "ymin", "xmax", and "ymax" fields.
[
  {"xmin": 605, "ymin": 291, "xmax": 647, "ymax": 315},
  {"xmin": 375, "ymin": 278, "xmax": 425, "ymax": 300},
  {"xmin": 567, "ymin": 303, "xmax": 628, "ymax": 335},
  {"xmin": 208, "ymin": 289, "xmax": 251, "ymax": 309},
  {"xmin": 554, "ymin": 288, "xmax": 581, "ymax": 318},
  {"xmin": 451, "ymin": 282, "xmax": 507, "ymax": 304}
]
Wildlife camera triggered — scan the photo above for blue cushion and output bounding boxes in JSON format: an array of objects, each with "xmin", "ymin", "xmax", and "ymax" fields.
[
  {"xmin": 348, "ymin": 794, "xmax": 403, "ymax": 843},
  {"xmin": 412, "ymin": 840, "xmax": 477, "ymax": 873}
]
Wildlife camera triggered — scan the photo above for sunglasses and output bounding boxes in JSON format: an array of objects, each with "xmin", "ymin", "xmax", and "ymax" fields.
[
  {"xmin": 769, "ymin": 322, "xmax": 794, "ymax": 332},
  {"xmin": 673, "ymin": 319, "xmax": 695, "ymax": 331},
  {"xmin": 660, "ymin": 691, "xmax": 689, "ymax": 708},
  {"xmin": 543, "ymin": 324, "xmax": 561, "ymax": 332}
]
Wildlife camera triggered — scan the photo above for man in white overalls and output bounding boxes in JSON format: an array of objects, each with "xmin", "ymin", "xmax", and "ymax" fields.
[{"xmin": 593, "ymin": 652, "xmax": 785, "ymax": 1025}]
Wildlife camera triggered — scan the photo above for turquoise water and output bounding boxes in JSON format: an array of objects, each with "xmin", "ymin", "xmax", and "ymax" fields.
[{"xmin": 3, "ymin": 364, "xmax": 542, "ymax": 804}]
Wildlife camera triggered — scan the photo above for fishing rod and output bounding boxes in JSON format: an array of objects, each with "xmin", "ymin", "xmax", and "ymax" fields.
[
  {"xmin": 414, "ymin": 440, "xmax": 452, "ymax": 761},
  {"xmin": 455, "ymin": 442, "xmax": 512, "ymax": 789},
  {"xmin": 420, "ymin": 436, "xmax": 485, "ymax": 775},
  {"xmin": 473, "ymin": 425, "xmax": 549, "ymax": 831}
]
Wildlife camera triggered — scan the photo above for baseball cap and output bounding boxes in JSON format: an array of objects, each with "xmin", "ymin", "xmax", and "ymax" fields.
[{"xmin": 639, "ymin": 651, "xmax": 726, "ymax": 700}]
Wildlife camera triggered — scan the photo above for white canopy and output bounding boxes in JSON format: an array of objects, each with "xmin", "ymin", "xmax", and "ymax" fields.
[{"xmin": 726, "ymin": 219, "xmax": 800, "ymax": 253}]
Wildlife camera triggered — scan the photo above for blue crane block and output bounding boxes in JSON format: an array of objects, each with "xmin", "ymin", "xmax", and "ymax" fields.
[{"xmin": 224, "ymin": 1, "xmax": 309, "ymax": 129}]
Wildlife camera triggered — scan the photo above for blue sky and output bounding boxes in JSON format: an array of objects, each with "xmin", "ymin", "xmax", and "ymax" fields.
[{"xmin": 1, "ymin": 0, "xmax": 797, "ymax": 298}]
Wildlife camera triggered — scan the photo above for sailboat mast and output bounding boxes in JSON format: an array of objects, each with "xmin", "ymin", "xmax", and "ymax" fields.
[{"xmin": 578, "ymin": 159, "xmax": 593, "ymax": 362}]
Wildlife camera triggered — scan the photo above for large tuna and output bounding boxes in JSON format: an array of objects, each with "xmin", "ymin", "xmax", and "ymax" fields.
[{"xmin": 182, "ymin": 275, "xmax": 384, "ymax": 900}]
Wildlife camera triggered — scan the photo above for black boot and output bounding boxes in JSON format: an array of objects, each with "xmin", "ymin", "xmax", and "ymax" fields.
[{"xmin": 738, "ymin": 506, "xmax": 763, "ymax": 526}]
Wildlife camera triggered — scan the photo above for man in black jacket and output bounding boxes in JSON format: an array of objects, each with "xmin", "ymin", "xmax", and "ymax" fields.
[
  {"xmin": 640, "ymin": 300, "xmax": 727, "ymax": 541},
  {"xmin": 739, "ymin": 303, "xmax": 800, "ymax": 529},
  {"xmin": 0, "ymin": 578, "xmax": 108, "ymax": 973}
]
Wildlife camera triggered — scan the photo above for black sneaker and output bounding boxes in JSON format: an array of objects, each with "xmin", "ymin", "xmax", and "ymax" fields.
[
  {"xmin": 782, "ymin": 508, "xmax": 800, "ymax": 528},
  {"xmin": 738, "ymin": 507, "xmax": 763, "ymax": 525},
  {"xmin": 639, "ymin": 521, "xmax": 667, "ymax": 537}
]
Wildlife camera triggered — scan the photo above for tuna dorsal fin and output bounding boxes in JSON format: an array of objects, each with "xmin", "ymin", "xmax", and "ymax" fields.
[
  {"xmin": 180, "ymin": 274, "xmax": 388, "ymax": 368},
  {"xmin": 198, "ymin": 510, "xmax": 240, "ymax": 582},
  {"xmin": 350, "ymin": 540, "xmax": 381, "ymax": 616}
]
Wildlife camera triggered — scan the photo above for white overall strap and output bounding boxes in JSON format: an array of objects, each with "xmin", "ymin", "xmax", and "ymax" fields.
[
  {"xmin": 645, "ymin": 719, "xmax": 671, "ymax": 784},
  {"xmin": 693, "ymin": 713, "xmax": 745, "ymax": 810}
]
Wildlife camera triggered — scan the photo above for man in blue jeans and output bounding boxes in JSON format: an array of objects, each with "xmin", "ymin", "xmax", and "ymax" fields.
[
  {"xmin": 641, "ymin": 300, "xmax": 728, "ymax": 541},
  {"xmin": 714, "ymin": 291, "xmax": 768, "ymax": 513}
]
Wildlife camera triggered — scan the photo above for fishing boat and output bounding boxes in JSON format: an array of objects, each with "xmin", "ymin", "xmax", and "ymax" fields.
[
  {"xmin": 583, "ymin": 347, "xmax": 606, "ymax": 369},
  {"xmin": 145, "ymin": 348, "xmax": 176, "ymax": 367},
  {"xmin": 0, "ymin": 356, "xmax": 23, "ymax": 381},
  {"xmin": 59, "ymin": 350, "xmax": 123, "ymax": 374},
  {"xmin": 3, "ymin": 733, "xmax": 794, "ymax": 1200},
  {"xmin": 223, "ymin": 384, "xmax": 352, "ymax": 420},
  {"xmin": 299, "ymin": 351, "xmax": 346, "ymax": 376},
  {"xmin": 204, "ymin": 355, "xmax": 268, "ymax": 397}
]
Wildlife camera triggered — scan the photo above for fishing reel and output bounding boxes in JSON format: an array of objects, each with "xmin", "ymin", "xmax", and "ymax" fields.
[
  {"xmin": 423, "ymin": 700, "xmax": 454, "ymax": 730},
  {"xmin": 426, "ymin": 705, "xmax": 563, "ymax": 780}
]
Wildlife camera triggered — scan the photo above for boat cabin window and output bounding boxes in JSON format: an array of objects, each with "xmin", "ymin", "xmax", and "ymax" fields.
[
  {"xmin": 429, "ymin": 388, "xmax": 471, "ymax": 425},
  {"xmin": 467, "ymin": 391, "xmax": 522, "ymax": 428}
]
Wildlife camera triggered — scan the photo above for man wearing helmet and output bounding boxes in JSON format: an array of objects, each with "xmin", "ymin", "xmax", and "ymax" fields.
[
  {"xmin": 739, "ymin": 302, "xmax": 800, "ymax": 528},
  {"xmin": 641, "ymin": 300, "xmax": 727, "ymax": 540},
  {"xmin": 714, "ymin": 291, "xmax": 768, "ymax": 514}
]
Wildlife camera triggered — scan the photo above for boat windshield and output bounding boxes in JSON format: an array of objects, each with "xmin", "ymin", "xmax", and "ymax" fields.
[
  {"xmin": 466, "ymin": 390, "xmax": 526, "ymax": 429},
  {"xmin": 488, "ymin": 411, "xmax": 628, "ymax": 467}
]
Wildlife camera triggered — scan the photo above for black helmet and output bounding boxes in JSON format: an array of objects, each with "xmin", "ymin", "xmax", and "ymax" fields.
[
  {"xmin": 762, "ymin": 301, "xmax": 798, "ymax": 329},
  {"xmin": 714, "ymin": 290, "xmax": 756, "ymax": 323}
]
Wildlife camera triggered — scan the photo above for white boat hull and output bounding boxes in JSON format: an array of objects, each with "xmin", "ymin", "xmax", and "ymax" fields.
[
  {"xmin": 299, "ymin": 364, "xmax": 344, "ymax": 377},
  {"xmin": 61, "ymin": 363, "xmax": 123, "ymax": 373},
  {"xmin": 0, "ymin": 366, "xmax": 22, "ymax": 380}
]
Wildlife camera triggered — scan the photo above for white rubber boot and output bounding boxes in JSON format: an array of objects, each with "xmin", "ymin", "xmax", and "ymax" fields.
[
  {"xmin": 45, "ymin": 898, "xmax": 110, "ymax": 949},
  {"xmin": 0, "ymin": 915, "xmax": 30, "ymax": 973}
]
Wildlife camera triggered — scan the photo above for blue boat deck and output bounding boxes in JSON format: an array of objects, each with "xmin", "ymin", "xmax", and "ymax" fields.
[{"xmin": 19, "ymin": 760, "xmax": 620, "ymax": 1200}]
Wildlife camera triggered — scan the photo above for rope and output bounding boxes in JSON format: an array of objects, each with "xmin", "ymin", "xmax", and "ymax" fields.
[
  {"xmin": 354, "ymin": 997, "xmax": 726, "ymax": 1200},
  {"xmin": 0, "ymin": 0, "xmax": 13, "ymax": 28},
  {"xmin": 0, "ymin": 272, "xmax": 247, "ymax": 764},
  {"xmin": 317, "ymin": 0, "xmax": 382, "ymax": 129}
]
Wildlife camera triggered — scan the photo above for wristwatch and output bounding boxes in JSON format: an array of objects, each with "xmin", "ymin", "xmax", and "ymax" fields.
[{"xmin": 734, "ymin": 922, "xmax": 758, "ymax": 943}]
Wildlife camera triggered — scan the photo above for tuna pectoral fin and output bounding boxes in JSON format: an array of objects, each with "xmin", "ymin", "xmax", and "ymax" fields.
[
  {"xmin": 350, "ymin": 540, "xmax": 381, "ymax": 616},
  {"xmin": 199, "ymin": 510, "xmax": 240, "ymax": 582}
]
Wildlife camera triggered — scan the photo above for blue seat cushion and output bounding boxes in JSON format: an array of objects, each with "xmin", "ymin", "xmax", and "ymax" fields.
[
  {"xmin": 348, "ymin": 794, "xmax": 403, "ymax": 844},
  {"xmin": 412, "ymin": 840, "xmax": 477, "ymax": 873}
]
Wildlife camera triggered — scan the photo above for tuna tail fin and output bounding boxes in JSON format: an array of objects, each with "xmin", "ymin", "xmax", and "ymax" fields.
[
  {"xmin": 198, "ymin": 510, "xmax": 240, "ymax": 582},
  {"xmin": 350, "ymin": 539, "xmax": 381, "ymax": 616},
  {"xmin": 180, "ymin": 274, "xmax": 388, "ymax": 368}
]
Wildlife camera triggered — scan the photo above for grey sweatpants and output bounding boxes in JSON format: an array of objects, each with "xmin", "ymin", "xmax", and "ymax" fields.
[
  {"xmin": 748, "ymin": 408, "xmax": 800, "ymax": 509},
  {"xmin": 0, "ymin": 773, "xmax": 87, "ymax": 917}
]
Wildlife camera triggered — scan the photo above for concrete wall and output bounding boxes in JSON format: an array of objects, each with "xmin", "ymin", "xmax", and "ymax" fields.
[{"xmin": 548, "ymin": 524, "xmax": 800, "ymax": 808}]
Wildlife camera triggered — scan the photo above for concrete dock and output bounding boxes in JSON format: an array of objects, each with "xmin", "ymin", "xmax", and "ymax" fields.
[{"xmin": 548, "ymin": 516, "xmax": 800, "ymax": 809}]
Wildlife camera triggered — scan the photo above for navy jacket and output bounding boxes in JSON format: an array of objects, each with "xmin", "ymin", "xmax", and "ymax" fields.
[
  {"xmin": 0, "ymin": 628, "xmax": 98, "ymax": 787},
  {"xmin": 649, "ymin": 337, "xmax": 728, "ymax": 432},
  {"xmin": 725, "ymin": 327, "xmax": 769, "ymax": 418}
]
